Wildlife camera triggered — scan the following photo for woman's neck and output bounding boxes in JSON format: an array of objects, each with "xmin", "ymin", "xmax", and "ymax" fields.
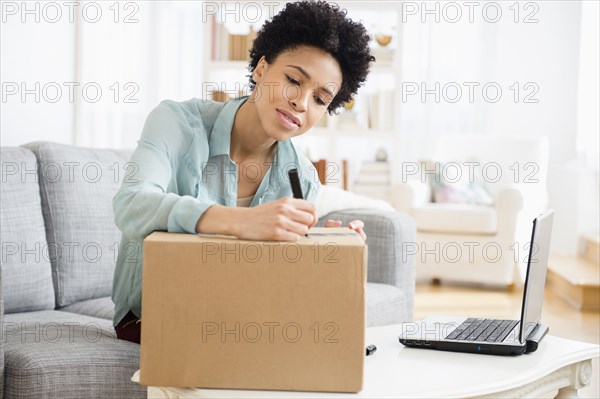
[{"xmin": 230, "ymin": 97, "xmax": 277, "ymax": 163}]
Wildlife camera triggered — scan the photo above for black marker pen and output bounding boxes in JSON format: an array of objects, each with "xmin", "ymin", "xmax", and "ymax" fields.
[
  {"xmin": 288, "ymin": 168, "xmax": 308, "ymax": 237},
  {"xmin": 288, "ymin": 168, "xmax": 303, "ymax": 199}
]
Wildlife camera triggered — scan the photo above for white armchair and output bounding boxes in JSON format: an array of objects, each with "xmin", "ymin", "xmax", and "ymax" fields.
[{"xmin": 390, "ymin": 135, "xmax": 549, "ymax": 286}]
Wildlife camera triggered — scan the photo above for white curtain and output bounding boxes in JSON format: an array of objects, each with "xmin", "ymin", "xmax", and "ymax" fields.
[
  {"xmin": 396, "ymin": 1, "xmax": 588, "ymax": 167},
  {"xmin": 576, "ymin": 0, "xmax": 600, "ymax": 172},
  {"xmin": 397, "ymin": 6, "xmax": 496, "ymax": 163},
  {"xmin": 74, "ymin": 1, "xmax": 205, "ymax": 149}
]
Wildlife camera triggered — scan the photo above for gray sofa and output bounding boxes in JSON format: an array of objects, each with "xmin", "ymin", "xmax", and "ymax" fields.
[{"xmin": 0, "ymin": 141, "xmax": 416, "ymax": 398}]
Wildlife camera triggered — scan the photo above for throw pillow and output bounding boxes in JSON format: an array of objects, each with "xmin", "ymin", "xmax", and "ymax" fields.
[{"xmin": 420, "ymin": 159, "xmax": 494, "ymax": 206}]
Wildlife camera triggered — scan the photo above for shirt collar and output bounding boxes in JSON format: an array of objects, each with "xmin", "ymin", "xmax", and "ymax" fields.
[
  {"xmin": 249, "ymin": 138, "xmax": 316, "ymax": 207},
  {"xmin": 209, "ymin": 95, "xmax": 249, "ymax": 158},
  {"xmin": 208, "ymin": 95, "xmax": 315, "ymax": 192},
  {"xmin": 267, "ymin": 139, "xmax": 312, "ymax": 190}
]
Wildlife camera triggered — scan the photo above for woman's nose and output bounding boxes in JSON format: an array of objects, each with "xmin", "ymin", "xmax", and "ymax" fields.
[{"xmin": 289, "ymin": 89, "xmax": 308, "ymax": 111}]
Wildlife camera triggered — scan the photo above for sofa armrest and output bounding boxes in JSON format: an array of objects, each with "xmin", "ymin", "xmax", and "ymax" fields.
[
  {"xmin": 315, "ymin": 185, "xmax": 395, "ymax": 218},
  {"xmin": 496, "ymin": 187, "xmax": 524, "ymax": 212},
  {"xmin": 316, "ymin": 209, "xmax": 417, "ymax": 321},
  {"xmin": 389, "ymin": 180, "xmax": 431, "ymax": 213}
]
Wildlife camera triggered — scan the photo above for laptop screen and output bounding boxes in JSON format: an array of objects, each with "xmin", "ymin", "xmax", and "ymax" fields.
[{"xmin": 519, "ymin": 210, "xmax": 554, "ymax": 342}]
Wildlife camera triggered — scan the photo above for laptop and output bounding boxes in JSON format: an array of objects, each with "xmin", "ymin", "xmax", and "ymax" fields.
[{"xmin": 398, "ymin": 210, "xmax": 554, "ymax": 356}]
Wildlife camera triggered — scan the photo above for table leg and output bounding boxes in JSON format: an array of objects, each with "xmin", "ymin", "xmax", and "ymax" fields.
[{"xmin": 556, "ymin": 360, "xmax": 593, "ymax": 399}]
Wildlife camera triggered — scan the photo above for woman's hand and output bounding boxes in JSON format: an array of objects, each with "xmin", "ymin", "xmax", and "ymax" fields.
[
  {"xmin": 324, "ymin": 219, "xmax": 367, "ymax": 241},
  {"xmin": 240, "ymin": 197, "xmax": 318, "ymax": 241},
  {"xmin": 227, "ymin": 197, "xmax": 318, "ymax": 242}
]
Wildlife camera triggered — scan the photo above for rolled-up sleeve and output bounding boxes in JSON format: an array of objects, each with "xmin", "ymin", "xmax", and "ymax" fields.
[{"xmin": 112, "ymin": 102, "xmax": 216, "ymax": 241}]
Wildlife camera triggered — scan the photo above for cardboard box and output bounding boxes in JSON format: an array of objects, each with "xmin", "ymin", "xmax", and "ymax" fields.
[{"xmin": 139, "ymin": 227, "xmax": 367, "ymax": 392}]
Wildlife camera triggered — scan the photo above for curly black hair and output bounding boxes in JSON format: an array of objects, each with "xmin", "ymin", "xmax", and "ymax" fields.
[{"xmin": 246, "ymin": 0, "xmax": 376, "ymax": 115}]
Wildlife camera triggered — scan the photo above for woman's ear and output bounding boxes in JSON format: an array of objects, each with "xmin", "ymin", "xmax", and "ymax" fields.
[{"xmin": 253, "ymin": 55, "xmax": 268, "ymax": 82}]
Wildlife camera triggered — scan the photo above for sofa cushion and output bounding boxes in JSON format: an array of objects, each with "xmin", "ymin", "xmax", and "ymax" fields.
[
  {"xmin": 419, "ymin": 159, "xmax": 494, "ymax": 206},
  {"xmin": 22, "ymin": 142, "xmax": 132, "ymax": 307},
  {"xmin": 58, "ymin": 296, "xmax": 115, "ymax": 320},
  {"xmin": 366, "ymin": 283, "xmax": 407, "ymax": 327},
  {"xmin": 3, "ymin": 310, "xmax": 144, "ymax": 398},
  {"xmin": 413, "ymin": 203, "xmax": 497, "ymax": 235},
  {"xmin": 0, "ymin": 147, "xmax": 55, "ymax": 313}
]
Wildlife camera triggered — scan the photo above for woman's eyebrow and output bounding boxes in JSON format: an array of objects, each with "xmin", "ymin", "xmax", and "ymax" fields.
[
  {"xmin": 286, "ymin": 65, "xmax": 312, "ymax": 79},
  {"xmin": 286, "ymin": 65, "xmax": 335, "ymax": 98}
]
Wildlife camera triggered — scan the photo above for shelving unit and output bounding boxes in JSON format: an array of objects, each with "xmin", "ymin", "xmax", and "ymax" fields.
[{"xmin": 201, "ymin": 1, "xmax": 404, "ymax": 199}]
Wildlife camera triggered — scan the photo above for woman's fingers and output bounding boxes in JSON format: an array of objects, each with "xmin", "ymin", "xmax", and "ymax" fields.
[
  {"xmin": 348, "ymin": 220, "xmax": 365, "ymax": 230},
  {"xmin": 355, "ymin": 227, "xmax": 367, "ymax": 241},
  {"xmin": 286, "ymin": 198, "xmax": 318, "ymax": 228},
  {"xmin": 348, "ymin": 220, "xmax": 366, "ymax": 241},
  {"xmin": 325, "ymin": 219, "xmax": 343, "ymax": 227},
  {"xmin": 323, "ymin": 219, "xmax": 366, "ymax": 241},
  {"xmin": 273, "ymin": 207, "xmax": 366, "ymax": 241}
]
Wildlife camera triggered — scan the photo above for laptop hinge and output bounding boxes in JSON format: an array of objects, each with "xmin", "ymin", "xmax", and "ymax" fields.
[{"xmin": 525, "ymin": 324, "xmax": 550, "ymax": 353}]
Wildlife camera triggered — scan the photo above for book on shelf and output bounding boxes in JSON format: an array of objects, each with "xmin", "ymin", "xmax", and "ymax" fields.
[
  {"xmin": 211, "ymin": 16, "xmax": 256, "ymax": 61},
  {"xmin": 367, "ymin": 90, "xmax": 394, "ymax": 130},
  {"xmin": 228, "ymin": 27, "xmax": 256, "ymax": 61},
  {"xmin": 329, "ymin": 96, "xmax": 370, "ymax": 131},
  {"xmin": 313, "ymin": 87, "xmax": 395, "ymax": 133},
  {"xmin": 360, "ymin": 161, "xmax": 391, "ymax": 173},
  {"xmin": 353, "ymin": 161, "xmax": 391, "ymax": 197},
  {"xmin": 336, "ymin": 111, "xmax": 361, "ymax": 129},
  {"xmin": 354, "ymin": 173, "xmax": 390, "ymax": 185},
  {"xmin": 371, "ymin": 47, "xmax": 395, "ymax": 63}
]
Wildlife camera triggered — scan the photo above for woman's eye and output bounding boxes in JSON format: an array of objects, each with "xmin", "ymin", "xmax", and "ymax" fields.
[
  {"xmin": 315, "ymin": 97, "xmax": 326, "ymax": 106},
  {"xmin": 286, "ymin": 76, "xmax": 299, "ymax": 85}
]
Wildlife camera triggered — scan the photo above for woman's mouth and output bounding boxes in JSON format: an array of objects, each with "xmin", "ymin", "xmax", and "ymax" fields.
[{"xmin": 276, "ymin": 109, "xmax": 300, "ymax": 130}]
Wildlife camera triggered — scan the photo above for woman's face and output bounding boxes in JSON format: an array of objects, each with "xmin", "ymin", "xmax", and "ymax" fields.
[{"xmin": 250, "ymin": 45, "xmax": 343, "ymax": 141}]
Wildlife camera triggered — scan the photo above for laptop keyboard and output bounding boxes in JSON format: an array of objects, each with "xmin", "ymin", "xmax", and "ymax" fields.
[{"xmin": 445, "ymin": 318, "xmax": 519, "ymax": 343}]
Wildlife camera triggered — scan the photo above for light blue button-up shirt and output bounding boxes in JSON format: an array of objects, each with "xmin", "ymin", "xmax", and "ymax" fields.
[{"xmin": 111, "ymin": 95, "xmax": 321, "ymax": 326}]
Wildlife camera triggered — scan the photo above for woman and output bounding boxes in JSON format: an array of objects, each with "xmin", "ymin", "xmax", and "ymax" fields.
[{"xmin": 112, "ymin": 0, "xmax": 375, "ymax": 344}]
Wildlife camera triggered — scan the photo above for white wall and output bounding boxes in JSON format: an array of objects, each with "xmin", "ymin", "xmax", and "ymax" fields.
[
  {"xmin": 485, "ymin": 2, "xmax": 600, "ymax": 256},
  {"xmin": 1, "ymin": 3, "xmax": 76, "ymax": 146},
  {"xmin": 396, "ymin": 1, "xmax": 584, "ymax": 164},
  {"xmin": 0, "ymin": 1, "xmax": 206, "ymax": 149},
  {"xmin": 487, "ymin": 1, "xmax": 582, "ymax": 164},
  {"xmin": 548, "ymin": 0, "xmax": 600, "ymax": 255},
  {"xmin": 549, "ymin": 165, "xmax": 599, "ymax": 255},
  {"xmin": 75, "ymin": 1, "xmax": 206, "ymax": 149}
]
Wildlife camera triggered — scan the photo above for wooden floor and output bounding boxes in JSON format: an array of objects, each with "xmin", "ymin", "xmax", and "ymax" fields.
[{"xmin": 414, "ymin": 282, "xmax": 600, "ymax": 397}]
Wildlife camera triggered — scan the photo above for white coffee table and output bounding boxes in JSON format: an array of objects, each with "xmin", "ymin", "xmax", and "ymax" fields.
[{"xmin": 132, "ymin": 324, "xmax": 599, "ymax": 398}]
